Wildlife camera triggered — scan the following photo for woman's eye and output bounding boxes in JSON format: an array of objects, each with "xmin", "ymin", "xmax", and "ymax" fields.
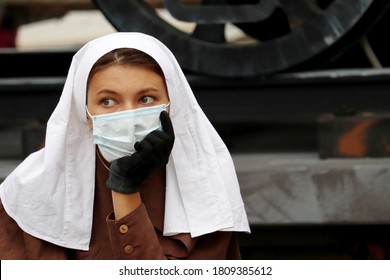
[
  {"xmin": 140, "ymin": 96, "xmax": 154, "ymax": 104},
  {"xmin": 101, "ymin": 98, "xmax": 116, "ymax": 106}
]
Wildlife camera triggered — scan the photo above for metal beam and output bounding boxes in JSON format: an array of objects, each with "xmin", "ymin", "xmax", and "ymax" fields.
[{"xmin": 1, "ymin": 69, "xmax": 390, "ymax": 122}]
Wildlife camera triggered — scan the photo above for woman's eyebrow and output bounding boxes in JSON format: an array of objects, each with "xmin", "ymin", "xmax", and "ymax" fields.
[
  {"xmin": 137, "ymin": 87, "xmax": 160, "ymax": 94},
  {"xmin": 96, "ymin": 88, "xmax": 119, "ymax": 95},
  {"xmin": 94, "ymin": 87, "xmax": 161, "ymax": 97}
]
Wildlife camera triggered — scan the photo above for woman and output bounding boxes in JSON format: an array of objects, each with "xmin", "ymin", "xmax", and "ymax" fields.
[{"xmin": 0, "ymin": 32, "xmax": 250, "ymax": 259}]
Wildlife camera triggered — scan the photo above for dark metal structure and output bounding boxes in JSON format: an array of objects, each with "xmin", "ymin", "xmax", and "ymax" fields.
[
  {"xmin": 94, "ymin": 0, "xmax": 390, "ymax": 77},
  {"xmin": 1, "ymin": 0, "xmax": 390, "ymax": 123}
]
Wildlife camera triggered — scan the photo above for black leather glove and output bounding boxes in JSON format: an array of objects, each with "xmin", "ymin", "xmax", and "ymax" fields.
[{"xmin": 106, "ymin": 111, "xmax": 175, "ymax": 194}]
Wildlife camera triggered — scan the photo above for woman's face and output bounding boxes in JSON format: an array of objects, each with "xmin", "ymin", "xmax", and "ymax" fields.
[{"xmin": 86, "ymin": 64, "xmax": 169, "ymax": 127}]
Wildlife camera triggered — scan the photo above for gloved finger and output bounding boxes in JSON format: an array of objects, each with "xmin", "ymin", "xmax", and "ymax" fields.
[
  {"xmin": 135, "ymin": 132, "xmax": 161, "ymax": 151},
  {"xmin": 160, "ymin": 111, "xmax": 175, "ymax": 139},
  {"xmin": 146, "ymin": 130, "xmax": 172, "ymax": 151},
  {"xmin": 135, "ymin": 136, "xmax": 154, "ymax": 152},
  {"xmin": 134, "ymin": 141, "xmax": 143, "ymax": 152}
]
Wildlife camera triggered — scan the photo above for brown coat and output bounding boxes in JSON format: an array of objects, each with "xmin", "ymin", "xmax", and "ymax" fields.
[{"xmin": 0, "ymin": 154, "xmax": 242, "ymax": 260}]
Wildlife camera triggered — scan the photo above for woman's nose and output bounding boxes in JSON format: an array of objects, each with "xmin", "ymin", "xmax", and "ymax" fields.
[{"xmin": 121, "ymin": 102, "xmax": 137, "ymax": 111}]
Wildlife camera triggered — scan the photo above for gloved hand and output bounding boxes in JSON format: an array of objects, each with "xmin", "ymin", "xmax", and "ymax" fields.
[{"xmin": 106, "ymin": 111, "xmax": 175, "ymax": 194}]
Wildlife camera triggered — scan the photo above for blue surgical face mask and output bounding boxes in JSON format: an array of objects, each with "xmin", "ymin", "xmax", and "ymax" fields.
[{"xmin": 87, "ymin": 103, "xmax": 170, "ymax": 162}]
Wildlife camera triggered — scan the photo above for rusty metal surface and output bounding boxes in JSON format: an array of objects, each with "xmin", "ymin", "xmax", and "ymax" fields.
[
  {"xmin": 318, "ymin": 112, "xmax": 390, "ymax": 158},
  {"xmin": 2, "ymin": 152, "xmax": 390, "ymax": 227},
  {"xmin": 234, "ymin": 153, "xmax": 390, "ymax": 225}
]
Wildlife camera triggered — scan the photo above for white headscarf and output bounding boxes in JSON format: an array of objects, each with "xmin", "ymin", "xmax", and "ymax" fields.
[{"xmin": 0, "ymin": 32, "xmax": 250, "ymax": 250}]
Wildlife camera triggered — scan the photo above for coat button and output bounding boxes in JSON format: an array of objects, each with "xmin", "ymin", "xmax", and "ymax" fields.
[
  {"xmin": 119, "ymin": 224, "xmax": 128, "ymax": 234},
  {"xmin": 124, "ymin": 245, "xmax": 134, "ymax": 255}
]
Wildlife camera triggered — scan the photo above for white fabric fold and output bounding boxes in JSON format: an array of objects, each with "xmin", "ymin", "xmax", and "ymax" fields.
[{"xmin": 0, "ymin": 32, "xmax": 250, "ymax": 250}]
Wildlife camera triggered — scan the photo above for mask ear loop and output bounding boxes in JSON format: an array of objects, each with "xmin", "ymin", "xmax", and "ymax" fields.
[
  {"xmin": 86, "ymin": 106, "xmax": 95, "ymax": 124},
  {"xmin": 86, "ymin": 106, "xmax": 93, "ymax": 119}
]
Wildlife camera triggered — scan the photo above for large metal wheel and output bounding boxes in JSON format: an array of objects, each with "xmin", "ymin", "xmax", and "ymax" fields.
[{"xmin": 93, "ymin": 0, "xmax": 390, "ymax": 77}]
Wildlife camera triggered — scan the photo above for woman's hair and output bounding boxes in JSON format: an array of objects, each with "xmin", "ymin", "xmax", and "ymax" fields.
[{"xmin": 87, "ymin": 48, "xmax": 165, "ymax": 86}]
